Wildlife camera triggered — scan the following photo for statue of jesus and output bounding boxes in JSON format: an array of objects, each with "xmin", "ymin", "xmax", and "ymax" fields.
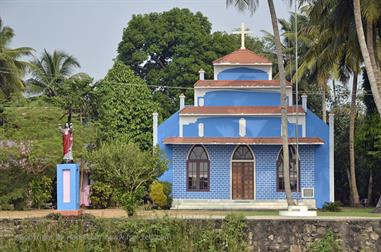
[{"xmin": 60, "ymin": 122, "xmax": 73, "ymax": 163}]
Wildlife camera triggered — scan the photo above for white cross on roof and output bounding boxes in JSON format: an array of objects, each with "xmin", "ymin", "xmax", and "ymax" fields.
[{"xmin": 232, "ymin": 23, "xmax": 252, "ymax": 49}]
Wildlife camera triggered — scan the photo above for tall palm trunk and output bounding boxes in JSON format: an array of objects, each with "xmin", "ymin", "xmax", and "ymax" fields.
[
  {"xmin": 267, "ymin": 0, "xmax": 293, "ymax": 206},
  {"xmin": 353, "ymin": 0, "xmax": 381, "ymax": 116},
  {"xmin": 374, "ymin": 196, "xmax": 381, "ymax": 213},
  {"xmin": 366, "ymin": 23, "xmax": 381, "ymax": 92},
  {"xmin": 365, "ymin": 21, "xmax": 381, "ymax": 213},
  {"xmin": 367, "ymin": 170, "xmax": 373, "ymax": 205},
  {"xmin": 349, "ymin": 73, "xmax": 360, "ymax": 207},
  {"xmin": 346, "ymin": 167, "xmax": 353, "ymax": 205}
]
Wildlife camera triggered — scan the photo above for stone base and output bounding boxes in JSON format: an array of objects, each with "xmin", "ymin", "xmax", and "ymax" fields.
[
  {"xmin": 279, "ymin": 205, "xmax": 317, "ymax": 217},
  {"xmin": 55, "ymin": 210, "xmax": 83, "ymax": 217}
]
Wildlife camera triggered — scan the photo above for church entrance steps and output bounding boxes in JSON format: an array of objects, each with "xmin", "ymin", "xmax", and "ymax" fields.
[{"xmin": 171, "ymin": 199, "xmax": 316, "ymax": 210}]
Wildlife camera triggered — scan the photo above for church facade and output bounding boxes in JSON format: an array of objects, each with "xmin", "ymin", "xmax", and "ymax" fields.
[{"xmin": 154, "ymin": 46, "xmax": 334, "ymax": 209}]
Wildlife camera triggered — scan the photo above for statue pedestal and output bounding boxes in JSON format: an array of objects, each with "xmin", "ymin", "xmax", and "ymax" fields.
[
  {"xmin": 279, "ymin": 205, "xmax": 317, "ymax": 217},
  {"xmin": 56, "ymin": 163, "xmax": 81, "ymax": 216}
]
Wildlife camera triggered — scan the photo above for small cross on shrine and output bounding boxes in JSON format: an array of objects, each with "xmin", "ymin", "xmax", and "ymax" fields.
[{"xmin": 233, "ymin": 23, "xmax": 252, "ymax": 49}]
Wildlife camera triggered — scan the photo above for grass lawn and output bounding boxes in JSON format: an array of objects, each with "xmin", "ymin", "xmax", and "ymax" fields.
[
  {"xmin": 215, "ymin": 207, "xmax": 381, "ymax": 217},
  {"xmin": 317, "ymin": 207, "xmax": 380, "ymax": 217}
]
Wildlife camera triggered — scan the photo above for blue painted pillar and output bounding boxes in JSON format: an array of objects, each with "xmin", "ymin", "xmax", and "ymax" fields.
[{"xmin": 57, "ymin": 163, "xmax": 80, "ymax": 211}]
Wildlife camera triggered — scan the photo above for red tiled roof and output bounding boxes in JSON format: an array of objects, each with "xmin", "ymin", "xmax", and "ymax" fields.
[
  {"xmin": 179, "ymin": 106, "xmax": 305, "ymax": 115},
  {"xmin": 194, "ymin": 80, "xmax": 291, "ymax": 88},
  {"xmin": 213, "ymin": 49, "xmax": 271, "ymax": 64},
  {"xmin": 164, "ymin": 137, "xmax": 324, "ymax": 145}
]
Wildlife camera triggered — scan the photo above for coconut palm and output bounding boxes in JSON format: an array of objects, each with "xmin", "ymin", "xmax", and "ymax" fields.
[
  {"xmin": 353, "ymin": 0, "xmax": 381, "ymax": 116},
  {"xmin": 226, "ymin": 0, "xmax": 293, "ymax": 205},
  {"xmin": 262, "ymin": 11, "xmax": 329, "ymax": 119},
  {"xmin": 27, "ymin": 49, "xmax": 80, "ymax": 97},
  {"xmin": 352, "ymin": 0, "xmax": 381, "ymax": 210},
  {"xmin": 335, "ymin": 3, "xmax": 363, "ymax": 208},
  {"xmin": 0, "ymin": 18, "xmax": 33, "ymax": 99},
  {"xmin": 300, "ymin": 0, "xmax": 364, "ymax": 206}
]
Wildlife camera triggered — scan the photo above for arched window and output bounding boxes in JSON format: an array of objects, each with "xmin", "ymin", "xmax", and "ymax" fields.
[
  {"xmin": 187, "ymin": 145, "xmax": 210, "ymax": 191},
  {"xmin": 276, "ymin": 146, "xmax": 300, "ymax": 192},
  {"xmin": 232, "ymin": 145, "xmax": 253, "ymax": 160}
]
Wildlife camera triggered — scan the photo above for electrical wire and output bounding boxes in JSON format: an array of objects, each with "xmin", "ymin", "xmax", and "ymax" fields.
[{"xmin": 0, "ymin": 67, "xmax": 376, "ymax": 95}]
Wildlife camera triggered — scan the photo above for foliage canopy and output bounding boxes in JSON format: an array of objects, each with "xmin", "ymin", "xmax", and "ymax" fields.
[
  {"xmin": 94, "ymin": 61, "xmax": 158, "ymax": 149},
  {"xmin": 117, "ymin": 8, "xmax": 267, "ymax": 117}
]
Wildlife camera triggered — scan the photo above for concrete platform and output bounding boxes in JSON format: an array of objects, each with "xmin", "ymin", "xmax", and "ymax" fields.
[
  {"xmin": 279, "ymin": 205, "xmax": 317, "ymax": 217},
  {"xmin": 54, "ymin": 210, "xmax": 83, "ymax": 217}
]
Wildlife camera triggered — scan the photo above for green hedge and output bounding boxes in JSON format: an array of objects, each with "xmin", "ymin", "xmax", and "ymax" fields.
[{"xmin": 0, "ymin": 214, "xmax": 248, "ymax": 251}]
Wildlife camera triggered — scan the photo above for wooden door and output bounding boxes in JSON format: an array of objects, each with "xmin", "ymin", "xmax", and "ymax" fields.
[{"xmin": 232, "ymin": 162, "xmax": 254, "ymax": 200}]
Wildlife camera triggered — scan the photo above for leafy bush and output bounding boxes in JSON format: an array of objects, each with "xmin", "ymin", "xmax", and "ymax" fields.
[
  {"xmin": 30, "ymin": 176, "xmax": 52, "ymax": 209},
  {"xmin": 89, "ymin": 182, "xmax": 113, "ymax": 209},
  {"xmin": 120, "ymin": 190, "xmax": 145, "ymax": 216},
  {"xmin": 221, "ymin": 213, "xmax": 247, "ymax": 250},
  {"xmin": 0, "ymin": 215, "xmax": 250, "ymax": 251},
  {"xmin": 149, "ymin": 181, "xmax": 172, "ymax": 209},
  {"xmin": 0, "ymin": 166, "xmax": 30, "ymax": 210},
  {"xmin": 85, "ymin": 141, "xmax": 167, "ymax": 216},
  {"xmin": 162, "ymin": 181, "xmax": 173, "ymax": 208},
  {"xmin": 308, "ymin": 230, "xmax": 341, "ymax": 252},
  {"xmin": 195, "ymin": 214, "xmax": 248, "ymax": 251},
  {"xmin": 117, "ymin": 215, "xmax": 248, "ymax": 251},
  {"xmin": 321, "ymin": 201, "xmax": 342, "ymax": 212}
]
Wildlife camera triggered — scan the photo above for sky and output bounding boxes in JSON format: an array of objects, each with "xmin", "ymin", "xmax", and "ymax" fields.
[{"xmin": 1, "ymin": 0, "xmax": 292, "ymax": 80}]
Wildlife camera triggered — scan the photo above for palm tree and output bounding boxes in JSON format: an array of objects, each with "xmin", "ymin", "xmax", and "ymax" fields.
[
  {"xmin": 353, "ymin": 0, "xmax": 381, "ymax": 116},
  {"xmin": 304, "ymin": 0, "xmax": 363, "ymax": 206},
  {"xmin": 27, "ymin": 49, "xmax": 80, "ymax": 97},
  {"xmin": 355, "ymin": 0, "xmax": 381, "ymax": 212},
  {"xmin": 227, "ymin": 0, "xmax": 293, "ymax": 205},
  {"xmin": 0, "ymin": 18, "xmax": 33, "ymax": 99},
  {"xmin": 263, "ymin": 12, "xmax": 331, "ymax": 122},
  {"xmin": 336, "ymin": 4, "xmax": 363, "ymax": 208}
]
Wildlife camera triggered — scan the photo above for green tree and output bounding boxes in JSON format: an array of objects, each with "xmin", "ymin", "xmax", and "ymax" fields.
[
  {"xmin": 0, "ymin": 18, "xmax": 33, "ymax": 100},
  {"xmin": 372, "ymin": 135, "xmax": 381, "ymax": 212},
  {"xmin": 29, "ymin": 176, "xmax": 52, "ymax": 209},
  {"xmin": 307, "ymin": 0, "xmax": 369, "ymax": 207},
  {"xmin": 27, "ymin": 49, "xmax": 80, "ymax": 97},
  {"xmin": 353, "ymin": 0, "xmax": 381, "ymax": 116},
  {"xmin": 331, "ymin": 90, "xmax": 351, "ymax": 205},
  {"xmin": 261, "ymin": 11, "xmax": 323, "ymax": 114},
  {"xmin": 94, "ymin": 61, "xmax": 159, "ymax": 150},
  {"xmin": 85, "ymin": 141, "xmax": 167, "ymax": 215},
  {"xmin": 356, "ymin": 70, "xmax": 381, "ymax": 209},
  {"xmin": 355, "ymin": 0, "xmax": 381, "ymax": 212},
  {"xmin": 55, "ymin": 73, "xmax": 95, "ymax": 123},
  {"xmin": 117, "ymin": 8, "xmax": 267, "ymax": 118},
  {"xmin": 0, "ymin": 103, "xmax": 95, "ymax": 171},
  {"xmin": 0, "ymin": 100, "xmax": 95, "ymax": 209}
]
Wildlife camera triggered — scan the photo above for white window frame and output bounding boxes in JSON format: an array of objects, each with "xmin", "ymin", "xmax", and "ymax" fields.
[
  {"xmin": 239, "ymin": 118, "xmax": 246, "ymax": 137},
  {"xmin": 198, "ymin": 123, "xmax": 204, "ymax": 137},
  {"xmin": 198, "ymin": 97, "xmax": 204, "ymax": 107}
]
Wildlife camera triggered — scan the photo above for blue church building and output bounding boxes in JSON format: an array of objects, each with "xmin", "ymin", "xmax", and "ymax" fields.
[{"xmin": 153, "ymin": 44, "xmax": 334, "ymax": 209}]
